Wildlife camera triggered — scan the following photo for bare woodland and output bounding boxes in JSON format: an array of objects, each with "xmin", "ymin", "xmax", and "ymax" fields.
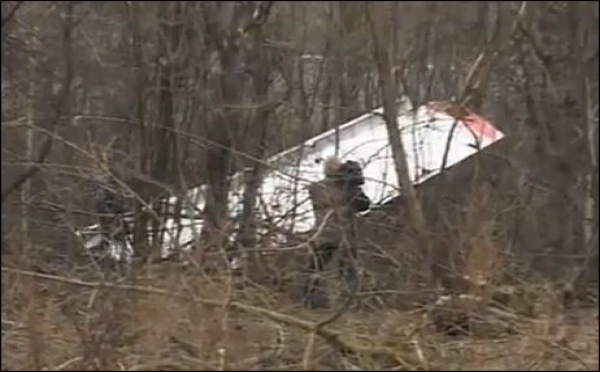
[{"xmin": 1, "ymin": 1, "xmax": 598, "ymax": 370}]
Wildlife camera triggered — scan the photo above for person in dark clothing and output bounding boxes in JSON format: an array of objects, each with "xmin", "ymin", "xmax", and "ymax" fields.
[
  {"xmin": 92, "ymin": 175, "xmax": 130, "ymax": 253},
  {"xmin": 93, "ymin": 173, "xmax": 127, "ymax": 220},
  {"xmin": 303, "ymin": 157, "xmax": 371, "ymax": 308},
  {"xmin": 94, "ymin": 184, "xmax": 124, "ymax": 215}
]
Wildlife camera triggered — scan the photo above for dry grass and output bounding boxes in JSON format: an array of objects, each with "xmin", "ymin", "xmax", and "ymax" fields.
[
  {"xmin": 1, "ymin": 257, "xmax": 597, "ymax": 371},
  {"xmin": 3, "ymin": 174, "xmax": 596, "ymax": 371}
]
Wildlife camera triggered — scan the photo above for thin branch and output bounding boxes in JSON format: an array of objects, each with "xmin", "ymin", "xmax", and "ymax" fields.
[
  {"xmin": 1, "ymin": 2, "xmax": 75, "ymax": 204},
  {"xmin": 2, "ymin": 266, "xmax": 418, "ymax": 369},
  {"xmin": 459, "ymin": 1, "xmax": 528, "ymax": 107},
  {"xmin": 1, "ymin": 0, "xmax": 24, "ymax": 29}
]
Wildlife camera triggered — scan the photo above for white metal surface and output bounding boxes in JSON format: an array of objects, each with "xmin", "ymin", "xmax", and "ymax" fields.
[{"xmin": 76, "ymin": 98, "xmax": 505, "ymax": 261}]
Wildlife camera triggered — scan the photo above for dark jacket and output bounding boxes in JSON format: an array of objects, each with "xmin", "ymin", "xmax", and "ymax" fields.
[
  {"xmin": 94, "ymin": 187, "xmax": 124, "ymax": 215},
  {"xmin": 308, "ymin": 176, "xmax": 370, "ymax": 247}
]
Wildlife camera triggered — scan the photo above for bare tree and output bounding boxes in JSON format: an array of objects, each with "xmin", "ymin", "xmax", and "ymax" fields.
[
  {"xmin": 197, "ymin": 2, "xmax": 274, "ymax": 249},
  {"xmin": 1, "ymin": 2, "xmax": 75, "ymax": 205},
  {"xmin": 365, "ymin": 2, "xmax": 426, "ymax": 233}
]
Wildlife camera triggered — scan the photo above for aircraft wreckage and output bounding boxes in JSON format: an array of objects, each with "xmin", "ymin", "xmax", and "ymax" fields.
[{"xmin": 75, "ymin": 97, "xmax": 505, "ymax": 262}]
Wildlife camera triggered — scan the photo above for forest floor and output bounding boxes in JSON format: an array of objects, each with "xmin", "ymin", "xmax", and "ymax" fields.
[{"xmin": 2, "ymin": 265, "xmax": 598, "ymax": 371}]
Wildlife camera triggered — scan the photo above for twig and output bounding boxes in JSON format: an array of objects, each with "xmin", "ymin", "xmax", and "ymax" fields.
[
  {"xmin": 2, "ymin": 266, "xmax": 415, "ymax": 369},
  {"xmin": 44, "ymin": 356, "xmax": 83, "ymax": 371},
  {"xmin": 301, "ymin": 330, "xmax": 317, "ymax": 370},
  {"xmin": 1, "ymin": 0, "xmax": 25, "ymax": 28},
  {"xmin": 1, "ymin": 2, "xmax": 75, "ymax": 204},
  {"xmin": 459, "ymin": 1, "xmax": 528, "ymax": 107}
]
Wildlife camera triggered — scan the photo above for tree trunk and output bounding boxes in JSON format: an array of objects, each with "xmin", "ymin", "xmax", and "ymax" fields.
[
  {"xmin": 366, "ymin": 2, "xmax": 426, "ymax": 232},
  {"xmin": 366, "ymin": 2, "xmax": 432, "ymax": 285}
]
